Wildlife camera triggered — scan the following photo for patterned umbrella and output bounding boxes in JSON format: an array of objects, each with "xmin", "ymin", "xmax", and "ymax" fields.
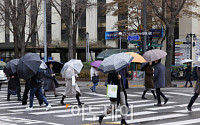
[
  {"xmin": 143, "ymin": 49, "xmax": 167, "ymax": 62},
  {"xmin": 98, "ymin": 53, "xmax": 133, "ymax": 74}
]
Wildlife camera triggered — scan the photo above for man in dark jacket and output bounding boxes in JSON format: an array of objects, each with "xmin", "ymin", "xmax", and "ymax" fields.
[
  {"xmin": 25, "ymin": 69, "xmax": 51, "ymax": 111},
  {"xmin": 99, "ymin": 71, "xmax": 130, "ymax": 125},
  {"xmin": 153, "ymin": 59, "xmax": 168, "ymax": 106},
  {"xmin": 184, "ymin": 62, "xmax": 193, "ymax": 87}
]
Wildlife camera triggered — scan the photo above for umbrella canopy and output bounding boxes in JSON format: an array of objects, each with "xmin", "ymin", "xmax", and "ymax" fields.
[
  {"xmin": 46, "ymin": 60, "xmax": 63, "ymax": 73},
  {"xmin": 4, "ymin": 59, "xmax": 19, "ymax": 75},
  {"xmin": 98, "ymin": 53, "xmax": 133, "ymax": 74},
  {"xmin": 125, "ymin": 52, "xmax": 146, "ymax": 63},
  {"xmin": 61, "ymin": 59, "xmax": 83, "ymax": 78},
  {"xmin": 96, "ymin": 49, "xmax": 137, "ymax": 60},
  {"xmin": 90, "ymin": 60, "xmax": 103, "ymax": 68},
  {"xmin": 0, "ymin": 61, "xmax": 6, "ymax": 66},
  {"xmin": 143, "ymin": 49, "xmax": 167, "ymax": 62},
  {"xmin": 40, "ymin": 60, "xmax": 47, "ymax": 69},
  {"xmin": 17, "ymin": 53, "xmax": 42, "ymax": 80},
  {"xmin": 180, "ymin": 59, "xmax": 193, "ymax": 64}
]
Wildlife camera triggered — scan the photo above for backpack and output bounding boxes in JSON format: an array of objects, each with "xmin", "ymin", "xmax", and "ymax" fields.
[
  {"xmin": 192, "ymin": 66, "xmax": 198, "ymax": 81},
  {"xmin": 35, "ymin": 68, "xmax": 45, "ymax": 83}
]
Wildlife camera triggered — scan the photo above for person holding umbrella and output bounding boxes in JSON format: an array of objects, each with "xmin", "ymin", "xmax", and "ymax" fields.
[
  {"xmin": 90, "ymin": 61, "xmax": 102, "ymax": 93},
  {"xmin": 43, "ymin": 63, "xmax": 59, "ymax": 97},
  {"xmin": 184, "ymin": 62, "xmax": 193, "ymax": 87},
  {"xmin": 60, "ymin": 59, "xmax": 84, "ymax": 105},
  {"xmin": 98, "ymin": 53, "xmax": 133, "ymax": 125},
  {"xmin": 143, "ymin": 49, "xmax": 168, "ymax": 106},
  {"xmin": 141, "ymin": 62, "xmax": 156, "ymax": 100},
  {"xmin": 26, "ymin": 68, "xmax": 51, "ymax": 111}
]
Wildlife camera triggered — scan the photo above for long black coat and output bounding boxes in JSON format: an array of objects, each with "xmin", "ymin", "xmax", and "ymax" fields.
[
  {"xmin": 43, "ymin": 68, "xmax": 59, "ymax": 91},
  {"xmin": 8, "ymin": 73, "xmax": 21, "ymax": 94},
  {"xmin": 107, "ymin": 72, "xmax": 128, "ymax": 106}
]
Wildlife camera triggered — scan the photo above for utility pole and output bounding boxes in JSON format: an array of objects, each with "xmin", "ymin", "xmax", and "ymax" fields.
[
  {"xmin": 143, "ymin": 0, "xmax": 147, "ymax": 54},
  {"xmin": 86, "ymin": 32, "xmax": 89, "ymax": 62},
  {"xmin": 44, "ymin": 0, "xmax": 47, "ymax": 62}
]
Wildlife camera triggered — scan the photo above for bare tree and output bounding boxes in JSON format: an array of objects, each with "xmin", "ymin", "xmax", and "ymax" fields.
[
  {"xmin": 50, "ymin": 0, "xmax": 93, "ymax": 61},
  {"xmin": 0, "ymin": 0, "xmax": 42, "ymax": 58}
]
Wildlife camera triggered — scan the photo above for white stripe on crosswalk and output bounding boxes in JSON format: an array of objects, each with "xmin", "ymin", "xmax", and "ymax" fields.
[
  {"xmin": 111, "ymin": 114, "xmax": 188, "ymax": 124},
  {"xmin": 174, "ymin": 107, "xmax": 200, "ymax": 113},
  {"xmin": 156, "ymin": 118, "xmax": 200, "ymax": 125},
  {"xmin": 165, "ymin": 92, "xmax": 192, "ymax": 97},
  {"xmin": 134, "ymin": 92, "xmax": 173, "ymax": 98},
  {"xmin": 83, "ymin": 92, "xmax": 106, "ymax": 97}
]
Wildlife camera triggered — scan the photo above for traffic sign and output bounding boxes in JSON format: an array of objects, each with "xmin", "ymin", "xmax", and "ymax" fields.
[{"xmin": 128, "ymin": 35, "xmax": 140, "ymax": 41}]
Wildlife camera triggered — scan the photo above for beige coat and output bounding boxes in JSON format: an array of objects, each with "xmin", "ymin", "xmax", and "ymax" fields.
[
  {"xmin": 64, "ymin": 78, "xmax": 82, "ymax": 97},
  {"xmin": 194, "ymin": 67, "xmax": 200, "ymax": 93}
]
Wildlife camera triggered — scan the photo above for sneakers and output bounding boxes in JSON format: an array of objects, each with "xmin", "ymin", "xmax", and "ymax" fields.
[
  {"xmin": 25, "ymin": 107, "xmax": 33, "ymax": 111},
  {"xmin": 46, "ymin": 104, "xmax": 51, "ymax": 111}
]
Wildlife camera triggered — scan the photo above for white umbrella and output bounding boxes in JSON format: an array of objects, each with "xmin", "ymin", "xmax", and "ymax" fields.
[
  {"xmin": 180, "ymin": 59, "xmax": 193, "ymax": 64},
  {"xmin": 143, "ymin": 49, "xmax": 167, "ymax": 62},
  {"xmin": 195, "ymin": 61, "xmax": 200, "ymax": 67},
  {"xmin": 61, "ymin": 59, "xmax": 83, "ymax": 78}
]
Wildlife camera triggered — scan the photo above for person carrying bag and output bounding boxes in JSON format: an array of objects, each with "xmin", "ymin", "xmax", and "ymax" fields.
[{"xmin": 90, "ymin": 66, "xmax": 99, "ymax": 93}]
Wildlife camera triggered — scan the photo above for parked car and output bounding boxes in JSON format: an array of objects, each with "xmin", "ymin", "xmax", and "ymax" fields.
[{"xmin": 0, "ymin": 66, "xmax": 7, "ymax": 82}]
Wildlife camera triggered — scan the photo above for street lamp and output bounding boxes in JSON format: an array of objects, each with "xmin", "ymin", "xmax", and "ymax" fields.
[
  {"xmin": 186, "ymin": 33, "xmax": 197, "ymax": 59},
  {"xmin": 119, "ymin": 32, "xmax": 122, "ymax": 53},
  {"xmin": 44, "ymin": 0, "xmax": 47, "ymax": 62}
]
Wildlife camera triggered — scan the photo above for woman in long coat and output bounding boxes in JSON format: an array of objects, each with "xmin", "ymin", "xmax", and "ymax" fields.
[
  {"xmin": 187, "ymin": 66, "xmax": 200, "ymax": 111},
  {"xmin": 7, "ymin": 73, "xmax": 22, "ymax": 101},
  {"xmin": 60, "ymin": 66, "xmax": 83, "ymax": 105},
  {"xmin": 43, "ymin": 63, "xmax": 59, "ymax": 97},
  {"xmin": 141, "ymin": 62, "xmax": 156, "ymax": 99}
]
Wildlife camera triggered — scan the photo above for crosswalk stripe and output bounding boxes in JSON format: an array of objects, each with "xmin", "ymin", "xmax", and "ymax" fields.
[
  {"xmin": 134, "ymin": 92, "xmax": 173, "ymax": 98},
  {"xmin": 174, "ymin": 107, "xmax": 200, "ymax": 113},
  {"xmin": 133, "ymin": 102, "xmax": 176, "ymax": 108},
  {"xmin": 111, "ymin": 114, "xmax": 188, "ymax": 124},
  {"xmin": 156, "ymin": 118, "xmax": 200, "ymax": 125},
  {"xmin": 145, "ymin": 103, "xmax": 200, "ymax": 111},
  {"xmin": 83, "ymin": 92, "xmax": 106, "ymax": 97},
  {"xmin": 164, "ymin": 92, "xmax": 192, "ymax": 97}
]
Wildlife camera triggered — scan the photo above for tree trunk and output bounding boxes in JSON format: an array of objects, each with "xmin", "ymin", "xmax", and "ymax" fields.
[
  {"xmin": 68, "ymin": 23, "xmax": 74, "ymax": 60},
  {"xmin": 14, "ymin": 35, "xmax": 19, "ymax": 58},
  {"xmin": 73, "ymin": 25, "xmax": 77, "ymax": 59},
  {"xmin": 165, "ymin": 25, "xmax": 175, "ymax": 87}
]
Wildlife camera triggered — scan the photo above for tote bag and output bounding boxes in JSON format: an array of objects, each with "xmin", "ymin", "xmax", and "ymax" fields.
[{"xmin": 106, "ymin": 84, "xmax": 118, "ymax": 98}]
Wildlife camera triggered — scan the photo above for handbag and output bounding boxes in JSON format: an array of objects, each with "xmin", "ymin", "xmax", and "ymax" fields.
[
  {"xmin": 92, "ymin": 76, "xmax": 99, "ymax": 83},
  {"xmin": 106, "ymin": 84, "xmax": 118, "ymax": 98}
]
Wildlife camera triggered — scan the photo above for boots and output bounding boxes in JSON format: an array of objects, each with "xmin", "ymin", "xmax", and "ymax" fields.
[
  {"xmin": 121, "ymin": 119, "xmax": 129, "ymax": 125},
  {"xmin": 76, "ymin": 93, "xmax": 84, "ymax": 105},
  {"xmin": 151, "ymin": 90, "xmax": 157, "ymax": 100},
  {"xmin": 60, "ymin": 95, "xmax": 66, "ymax": 105},
  {"xmin": 7, "ymin": 94, "xmax": 10, "ymax": 101},
  {"xmin": 17, "ymin": 92, "xmax": 22, "ymax": 101},
  {"xmin": 98, "ymin": 115, "xmax": 104, "ymax": 124},
  {"xmin": 142, "ymin": 90, "xmax": 147, "ymax": 99}
]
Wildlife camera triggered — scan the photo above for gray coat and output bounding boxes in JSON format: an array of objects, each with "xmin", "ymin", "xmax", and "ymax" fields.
[
  {"xmin": 154, "ymin": 63, "xmax": 165, "ymax": 88},
  {"xmin": 43, "ymin": 68, "xmax": 59, "ymax": 91},
  {"xmin": 194, "ymin": 67, "xmax": 200, "ymax": 94}
]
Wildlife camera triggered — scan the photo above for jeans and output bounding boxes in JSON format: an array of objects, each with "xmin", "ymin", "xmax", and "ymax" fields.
[
  {"xmin": 29, "ymin": 87, "xmax": 48, "ymax": 108},
  {"xmin": 156, "ymin": 88, "xmax": 167, "ymax": 104},
  {"xmin": 91, "ymin": 83, "xmax": 98, "ymax": 92},
  {"xmin": 188, "ymin": 93, "xmax": 199, "ymax": 107}
]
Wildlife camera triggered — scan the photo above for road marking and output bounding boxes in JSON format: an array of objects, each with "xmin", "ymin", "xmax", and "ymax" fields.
[
  {"xmin": 164, "ymin": 92, "xmax": 192, "ymax": 97},
  {"xmin": 156, "ymin": 118, "xmax": 200, "ymax": 125},
  {"xmin": 134, "ymin": 92, "xmax": 173, "ymax": 97},
  {"xmin": 174, "ymin": 107, "xmax": 200, "ymax": 113},
  {"xmin": 84, "ymin": 92, "xmax": 106, "ymax": 97},
  {"xmin": 111, "ymin": 114, "xmax": 188, "ymax": 124}
]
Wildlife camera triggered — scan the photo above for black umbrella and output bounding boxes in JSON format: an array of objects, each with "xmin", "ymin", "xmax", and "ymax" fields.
[
  {"xmin": 46, "ymin": 60, "xmax": 63, "ymax": 73},
  {"xmin": 17, "ymin": 53, "xmax": 42, "ymax": 80},
  {"xmin": 4, "ymin": 59, "xmax": 19, "ymax": 76}
]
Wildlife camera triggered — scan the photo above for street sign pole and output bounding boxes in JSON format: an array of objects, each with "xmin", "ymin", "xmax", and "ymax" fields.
[
  {"xmin": 44, "ymin": 0, "xmax": 47, "ymax": 62},
  {"xmin": 143, "ymin": 0, "xmax": 147, "ymax": 54}
]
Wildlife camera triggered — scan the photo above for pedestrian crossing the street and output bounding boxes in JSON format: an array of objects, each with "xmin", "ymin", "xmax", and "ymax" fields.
[{"xmin": 0, "ymin": 86, "xmax": 200, "ymax": 125}]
